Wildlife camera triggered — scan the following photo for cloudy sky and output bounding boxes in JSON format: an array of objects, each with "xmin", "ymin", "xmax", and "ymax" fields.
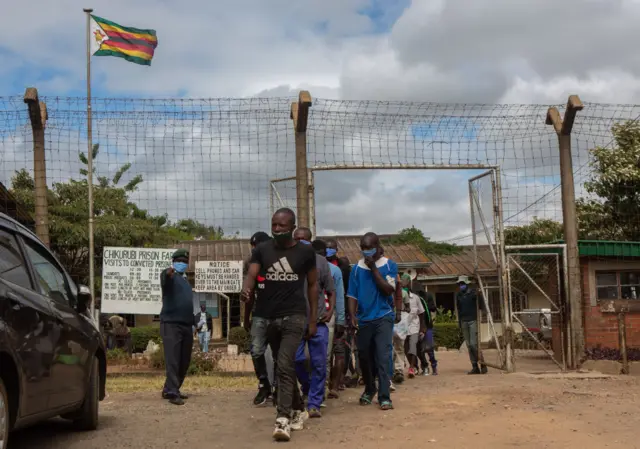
[{"xmin": 1, "ymin": 0, "xmax": 639, "ymax": 243}]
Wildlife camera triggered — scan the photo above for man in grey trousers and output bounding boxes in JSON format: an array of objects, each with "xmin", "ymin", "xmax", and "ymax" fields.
[
  {"xmin": 160, "ymin": 249, "xmax": 195, "ymax": 405},
  {"xmin": 456, "ymin": 275, "xmax": 488, "ymax": 375}
]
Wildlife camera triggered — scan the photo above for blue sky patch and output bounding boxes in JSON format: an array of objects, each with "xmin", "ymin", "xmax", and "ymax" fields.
[{"xmin": 411, "ymin": 117, "xmax": 479, "ymax": 142}]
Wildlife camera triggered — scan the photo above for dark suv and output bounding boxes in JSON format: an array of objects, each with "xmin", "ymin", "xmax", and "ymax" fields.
[{"xmin": 0, "ymin": 213, "xmax": 107, "ymax": 449}]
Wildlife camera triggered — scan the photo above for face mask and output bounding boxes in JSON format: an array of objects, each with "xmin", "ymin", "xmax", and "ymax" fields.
[
  {"xmin": 272, "ymin": 231, "xmax": 292, "ymax": 244},
  {"xmin": 326, "ymin": 248, "xmax": 337, "ymax": 258},
  {"xmin": 403, "ymin": 287, "xmax": 409, "ymax": 293},
  {"xmin": 459, "ymin": 284, "xmax": 467, "ymax": 291},
  {"xmin": 173, "ymin": 262, "xmax": 188, "ymax": 274},
  {"xmin": 299, "ymin": 239, "xmax": 311, "ymax": 245},
  {"xmin": 362, "ymin": 248, "xmax": 377, "ymax": 258}
]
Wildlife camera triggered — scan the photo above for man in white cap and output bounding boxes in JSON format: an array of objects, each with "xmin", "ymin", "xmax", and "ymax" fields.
[{"xmin": 455, "ymin": 276, "xmax": 487, "ymax": 375}]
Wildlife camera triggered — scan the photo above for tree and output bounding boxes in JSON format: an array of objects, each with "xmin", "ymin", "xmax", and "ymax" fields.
[
  {"xmin": 576, "ymin": 120, "xmax": 640, "ymax": 241},
  {"xmin": 504, "ymin": 218, "xmax": 564, "ymax": 246},
  {"xmin": 387, "ymin": 226, "xmax": 461, "ymax": 255},
  {"xmin": 10, "ymin": 143, "xmax": 224, "ymax": 292}
]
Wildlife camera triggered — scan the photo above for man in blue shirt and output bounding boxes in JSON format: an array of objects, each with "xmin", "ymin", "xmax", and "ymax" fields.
[{"xmin": 347, "ymin": 233, "xmax": 402, "ymax": 410}]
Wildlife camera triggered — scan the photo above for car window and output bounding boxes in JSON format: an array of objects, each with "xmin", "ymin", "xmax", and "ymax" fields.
[
  {"xmin": 22, "ymin": 237, "xmax": 73, "ymax": 305},
  {"xmin": 0, "ymin": 228, "xmax": 32, "ymax": 290}
]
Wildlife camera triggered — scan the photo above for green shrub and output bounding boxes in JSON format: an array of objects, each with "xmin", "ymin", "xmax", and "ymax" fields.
[
  {"xmin": 228, "ymin": 326, "xmax": 251, "ymax": 353},
  {"xmin": 148, "ymin": 343, "xmax": 219, "ymax": 375},
  {"xmin": 131, "ymin": 325, "xmax": 162, "ymax": 353},
  {"xmin": 433, "ymin": 306, "xmax": 457, "ymax": 324},
  {"xmin": 433, "ymin": 322, "xmax": 463, "ymax": 349},
  {"xmin": 107, "ymin": 348, "xmax": 131, "ymax": 365}
]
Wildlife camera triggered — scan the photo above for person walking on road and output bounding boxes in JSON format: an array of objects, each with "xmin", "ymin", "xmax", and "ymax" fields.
[
  {"xmin": 293, "ymin": 234, "xmax": 335, "ymax": 419},
  {"xmin": 242, "ymin": 208, "xmax": 318, "ymax": 442},
  {"xmin": 195, "ymin": 303, "xmax": 213, "ymax": 353},
  {"xmin": 347, "ymin": 232, "xmax": 402, "ymax": 411},
  {"xmin": 456, "ymin": 276, "xmax": 488, "ymax": 375},
  {"xmin": 244, "ymin": 231, "xmax": 276, "ymax": 406},
  {"xmin": 160, "ymin": 249, "xmax": 194, "ymax": 406},
  {"xmin": 418, "ymin": 290, "xmax": 438, "ymax": 375}
]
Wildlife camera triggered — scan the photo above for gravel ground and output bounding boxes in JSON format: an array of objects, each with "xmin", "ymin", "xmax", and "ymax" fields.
[{"xmin": 10, "ymin": 351, "xmax": 640, "ymax": 449}]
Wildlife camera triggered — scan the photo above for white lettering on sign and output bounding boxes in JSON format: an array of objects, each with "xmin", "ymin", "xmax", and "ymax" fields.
[
  {"xmin": 101, "ymin": 247, "xmax": 176, "ymax": 314},
  {"xmin": 194, "ymin": 261, "xmax": 243, "ymax": 293}
]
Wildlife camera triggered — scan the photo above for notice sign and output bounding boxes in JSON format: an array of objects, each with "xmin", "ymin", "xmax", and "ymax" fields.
[
  {"xmin": 101, "ymin": 247, "xmax": 176, "ymax": 314},
  {"xmin": 195, "ymin": 261, "xmax": 243, "ymax": 293}
]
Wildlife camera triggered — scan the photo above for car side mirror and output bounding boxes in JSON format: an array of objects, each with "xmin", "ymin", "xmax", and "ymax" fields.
[{"xmin": 77, "ymin": 284, "xmax": 92, "ymax": 314}]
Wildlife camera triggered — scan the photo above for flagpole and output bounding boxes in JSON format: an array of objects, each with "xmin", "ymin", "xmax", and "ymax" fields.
[{"xmin": 84, "ymin": 7, "xmax": 96, "ymax": 319}]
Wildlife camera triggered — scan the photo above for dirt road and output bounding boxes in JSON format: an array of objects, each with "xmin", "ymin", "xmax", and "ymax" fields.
[{"xmin": 11, "ymin": 352, "xmax": 640, "ymax": 449}]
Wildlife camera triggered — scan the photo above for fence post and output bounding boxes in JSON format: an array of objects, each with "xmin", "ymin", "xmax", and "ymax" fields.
[
  {"xmin": 546, "ymin": 95, "xmax": 584, "ymax": 370},
  {"xmin": 23, "ymin": 87, "xmax": 50, "ymax": 246},
  {"xmin": 290, "ymin": 91, "xmax": 312, "ymax": 229},
  {"xmin": 618, "ymin": 312, "xmax": 629, "ymax": 374}
]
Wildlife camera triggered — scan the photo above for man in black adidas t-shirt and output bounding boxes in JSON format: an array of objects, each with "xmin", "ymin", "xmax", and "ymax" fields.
[{"xmin": 242, "ymin": 208, "xmax": 318, "ymax": 442}]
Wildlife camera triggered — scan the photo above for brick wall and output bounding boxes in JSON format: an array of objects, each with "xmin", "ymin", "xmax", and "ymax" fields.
[{"xmin": 582, "ymin": 258, "xmax": 640, "ymax": 349}]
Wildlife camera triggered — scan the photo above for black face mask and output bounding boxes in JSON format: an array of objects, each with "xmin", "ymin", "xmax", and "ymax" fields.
[{"xmin": 272, "ymin": 231, "xmax": 293, "ymax": 245}]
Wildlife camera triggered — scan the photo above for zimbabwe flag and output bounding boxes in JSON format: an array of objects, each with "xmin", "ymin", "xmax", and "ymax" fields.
[{"xmin": 90, "ymin": 15, "xmax": 158, "ymax": 66}]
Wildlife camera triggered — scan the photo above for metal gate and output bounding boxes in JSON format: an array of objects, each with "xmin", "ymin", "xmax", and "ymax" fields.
[
  {"xmin": 270, "ymin": 173, "xmax": 316, "ymax": 236},
  {"xmin": 505, "ymin": 245, "xmax": 567, "ymax": 371},
  {"xmin": 468, "ymin": 169, "xmax": 513, "ymax": 372}
]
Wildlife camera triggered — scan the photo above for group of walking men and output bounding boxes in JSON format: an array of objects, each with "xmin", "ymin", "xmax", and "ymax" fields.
[{"xmin": 156, "ymin": 207, "xmax": 488, "ymax": 442}]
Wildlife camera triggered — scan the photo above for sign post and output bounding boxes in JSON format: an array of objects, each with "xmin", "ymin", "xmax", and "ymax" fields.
[
  {"xmin": 194, "ymin": 261, "xmax": 243, "ymax": 293},
  {"xmin": 101, "ymin": 247, "xmax": 175, "ymax": 314}
]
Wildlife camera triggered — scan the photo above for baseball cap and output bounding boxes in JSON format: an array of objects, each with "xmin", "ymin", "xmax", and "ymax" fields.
[{"xmin": 250, "ymin": 231, "xmax": 271, "ymax": 246}]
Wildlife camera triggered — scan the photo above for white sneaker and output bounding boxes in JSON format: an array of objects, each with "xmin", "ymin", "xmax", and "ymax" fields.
[
  {"xmin": 290, "ymin": 410, "xmax": 308, "ymax": 431},
  {"xmin": 273, "ymin": 417, "xmax": 291, "ymax": 441},
  {"xmin": 390, "ymin": 381, "xmax": 396, "ymax": 392}
]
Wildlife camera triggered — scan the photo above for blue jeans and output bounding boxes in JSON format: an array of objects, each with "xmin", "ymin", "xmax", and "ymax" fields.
[
  {"xmin": 198, "ymin": 331, "xmax": 210, "ymax": 353},
  {"xmin": 357, "ymin": 315, "xmax": 394, "ymax": 404},
  {"xmin": 295, "ymin": 323, "xmax": 329, "ymax": 410}
]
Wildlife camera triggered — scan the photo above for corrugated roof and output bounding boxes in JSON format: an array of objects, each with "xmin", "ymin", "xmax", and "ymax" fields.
[
  {"xmin": 424, "ymin": 245, "xmax": 497, "ymax": 278},
  {"xmin": 178, "ymin": 234, "xmax": 430, "ymax": 271}
]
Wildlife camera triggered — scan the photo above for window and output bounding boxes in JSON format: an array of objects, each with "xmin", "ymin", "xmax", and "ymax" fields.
[
  {"xmin": 0, "ymin": 229, "xmax": 32, "ymax": 290},
  {"xmin": 193, "ymin": 292, "xmax": 219, "ymax": 318},
  {"xmin": 596, "ymin": 271, "xmax": 640, "ymax": 301},
  {"xmin": 22, "ymin": 237, "xmax": 73, "ymax": 305}
]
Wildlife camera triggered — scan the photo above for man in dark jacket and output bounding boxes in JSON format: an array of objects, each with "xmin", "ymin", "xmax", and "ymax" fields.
[
  {"xmin": 160, "ymin": 249, "xmax": 194, "ymax": 405},
  {"xmin": 194, "ymin": 303, "xmax": 214, "ymax": 353},
  {"xmin": 455, "ymin": 276, "xmax": 488, "ymax": 375},
  {"xmin": 418, "ymin": 291, "xmax": 438, "ymax": 375}
]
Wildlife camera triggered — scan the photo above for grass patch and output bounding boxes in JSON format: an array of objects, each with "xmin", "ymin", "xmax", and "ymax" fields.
[{"xmin": 106, "ymin": 373, "xmax": 255, "ymax": 394}]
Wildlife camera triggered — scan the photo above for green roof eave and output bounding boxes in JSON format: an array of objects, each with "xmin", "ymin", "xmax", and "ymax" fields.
[{"xmin": 549, "ymin": 240, "xmax": 640, "ymax": 258}]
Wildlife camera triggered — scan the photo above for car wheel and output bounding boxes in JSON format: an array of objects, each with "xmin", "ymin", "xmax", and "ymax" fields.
[
  {"xmin": 72, "ymin": 357, "xmax": 99, "ymax": 431},
  {"xmin": 0, "ymin": 378, "xmax": 9, "ymax": 449}
]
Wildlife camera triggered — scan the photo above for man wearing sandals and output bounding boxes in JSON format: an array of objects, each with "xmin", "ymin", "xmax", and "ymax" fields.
[{"xmin": 347, "ymin": 233, "xmax": 402, "ymax": 410}]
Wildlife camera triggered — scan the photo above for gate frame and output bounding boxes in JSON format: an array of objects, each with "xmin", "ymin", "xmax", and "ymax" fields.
[
  {"xmin": 505, "ymin": 244, "xmax": 569, "ymax": 371},
  {"xmin": 276, "ymin": 163, "xmax": 514, "ymax": 371},
  {"xmin": 468, "ymin": 167, "xmax": 514, "ymax": 372}
]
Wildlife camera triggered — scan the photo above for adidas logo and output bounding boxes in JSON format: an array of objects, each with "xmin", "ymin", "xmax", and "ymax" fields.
[{"xmin": 266, "ymin": 257, "xmax": 299, "ymax": 282}]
